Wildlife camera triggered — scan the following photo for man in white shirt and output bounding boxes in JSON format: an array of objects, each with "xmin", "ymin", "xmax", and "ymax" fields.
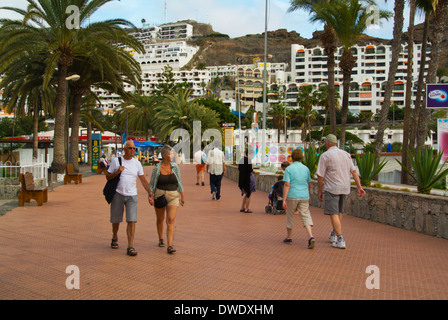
[
  {"xmin": 107, "ymin": 140, "xmax": 153, "ymax": 256},
  {"xmin": 316, "ymin": 134, "xmax": 365, "ymax": 249},
  {"xmin": 206, "ymin": 142, "xmax": 226, "ymax": 200},
  {"xmin": 193, "ymin": 147, "xmax": 206, "ymax": 186}
]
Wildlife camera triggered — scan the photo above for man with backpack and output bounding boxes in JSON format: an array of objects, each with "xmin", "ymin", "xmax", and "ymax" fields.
[{"xmin": 106, "ymin": 140, "xmax": 153, "ymax": 256}]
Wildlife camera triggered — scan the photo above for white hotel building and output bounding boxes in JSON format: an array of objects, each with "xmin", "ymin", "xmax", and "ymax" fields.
[
  {"xmin": 289, "ymin": 43, "xmax": 431, "ymax": 115},
  {"xmin": 94, "ymin": 22, "xmax": 209, "ymax": 111}
]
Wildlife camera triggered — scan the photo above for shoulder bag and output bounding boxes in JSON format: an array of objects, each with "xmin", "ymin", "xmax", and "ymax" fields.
[{"xmin": 103, "ymin": 157, "xmax": 122, "ymax": 204}]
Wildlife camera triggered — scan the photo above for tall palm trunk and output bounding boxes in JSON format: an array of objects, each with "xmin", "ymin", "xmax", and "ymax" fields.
[
  {"xmin": 32, "ymin": 102, "xmax": 39, "ymax": 160},
  {"xmin": 69, "ymin": 91, "xmax": 83, "ymax": 172},
  {"xmin": 51, "ymin": 64, "xmax": 68, "ymax": 173},
  {"xmin": 416, "ymin": 0, "xmax": 447, "ymax": 148},
  {"xmin": 374, "ymin": 0, "xmax": 405, "ymax": 162},
  {"xmin": 409, "ymin": 16, "xmax": 429, "ymax": 149},
  {"xmin": 322, "ymin": 25, "xmax": 338, "ymax": 135},
  {"xmin": 339, "ymin": 49, "xmax": 356, "ymax": 148},
  {"xmin": 401, "ymin": 0, "xmax": 416, "ymax": 184}
]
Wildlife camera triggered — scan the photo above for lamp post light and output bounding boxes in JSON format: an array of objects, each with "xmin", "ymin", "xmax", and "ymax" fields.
[
  {"xmin": 125, "ymin": 105, "xmax": 135, "ymax": 142},
  {"xmin": 66, "ymin": 74, "xmax": 80, "ymax": 164}
]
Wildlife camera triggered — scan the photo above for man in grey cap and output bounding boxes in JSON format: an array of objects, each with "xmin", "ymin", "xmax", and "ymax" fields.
[{"xmin": 316, "ymin": 134, "xmax": 365, "ymax": 249}]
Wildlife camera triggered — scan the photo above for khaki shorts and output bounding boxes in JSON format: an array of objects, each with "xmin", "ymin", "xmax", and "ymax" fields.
[
  {"xmin": 286, "ymin": 199, "xmax": 313, "ymax": 229},
  {"xmin": 155, "ymin": 189, "xmax": 180, "ymax": 207}
]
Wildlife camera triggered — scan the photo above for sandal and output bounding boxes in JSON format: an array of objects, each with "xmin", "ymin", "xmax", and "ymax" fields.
[
  {"xmin": 111, "ymin": 239, "xmax": 119, "ymax": 249},
  {"xmin": 244, "ymin": 209, "xmax": 253, "ymax": 213},
  {"xmin": 167, "ymin": 246, "xmax": 176, "ymax": 254},
  {"xmin": 127, "ymin": 247, "xmax": 138, "ymax": 256},
  {"xmin": 239, "ymin": 209, "xmax": 245, "ymax": 212},
  {"xmin": 158, "ymin": 239, "xmax": 165, "ymax": 247}
]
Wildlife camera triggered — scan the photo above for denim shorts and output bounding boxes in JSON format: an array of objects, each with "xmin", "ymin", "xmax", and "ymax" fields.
[{"xmin": 110, "ymin": 192, "xmax": 138, "ymax": 223}]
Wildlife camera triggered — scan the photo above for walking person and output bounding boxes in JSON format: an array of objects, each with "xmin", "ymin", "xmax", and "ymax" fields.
[
  {"xmin": 149, "ymin": 146, "xmax": 185, "ymax": 254},
  {"xmin": 206, "ymin": 142, "xmax": 226, "ymax": 201},
  {"xmin": 107, "ymin": 140, "xmax": 153, "ymax": 256},
  {"xmin": 282, "ymin": 148, "xmax": 315, "ymax": 249},
  {"xmin": 194, "ymin": 147, "xmax": 206, "ymax": 186},
  {"xmin": 238, "ymin": 148, "xmax": 255, "ymax": 213},
  {"xmin": 316, "ymin": 134, "xmax": 366, "ymax": 249}
]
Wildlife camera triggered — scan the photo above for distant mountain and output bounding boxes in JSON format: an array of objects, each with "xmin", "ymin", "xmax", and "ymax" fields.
[{"xmin": 183, "ymin": 20, "xmax": 447, "ymax": 72}]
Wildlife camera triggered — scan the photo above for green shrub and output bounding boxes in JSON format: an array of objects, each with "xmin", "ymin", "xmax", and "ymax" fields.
[
  {"xmin": 355, "ymin": 152, "xmax": 388, "ymax": 187},
  {"xmin": 397, "ymin": 146, "xmax": 448, "ymax": 194}
]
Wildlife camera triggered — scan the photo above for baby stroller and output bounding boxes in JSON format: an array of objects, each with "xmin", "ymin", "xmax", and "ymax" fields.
[{"xmin": 265, "ymin": 179, "xmax": 286, "ymax": 215}]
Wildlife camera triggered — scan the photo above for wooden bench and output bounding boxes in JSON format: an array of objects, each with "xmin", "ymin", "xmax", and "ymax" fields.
[
  {"xmin": 18, "ymin": 172, "xmax": 48, "ymax": 206},
  {"xmin": 64, "ymin": 164, "xmax": 83, "ymax": 184}
]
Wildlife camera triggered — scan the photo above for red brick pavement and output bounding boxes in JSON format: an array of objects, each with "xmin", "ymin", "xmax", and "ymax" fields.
[{"xmin": 1, "ymin": 164, "xmax": 448, "ymax": 300}]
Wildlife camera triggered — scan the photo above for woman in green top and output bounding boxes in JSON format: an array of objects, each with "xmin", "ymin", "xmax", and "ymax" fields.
[
  {"xmin": 149, "ymin": 146, "xmax": 185, "ymax": 254},
  {"xmin": 282, "ymin": 148, "xmax": 315, "ymax": 249}
]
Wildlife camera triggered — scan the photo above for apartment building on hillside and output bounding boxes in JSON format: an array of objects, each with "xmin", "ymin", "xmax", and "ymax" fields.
[
  {"xmin": 289, "ymin": 43, "xmax": 431, "ymax": 115},
  {"xmin": 128, "ymin": 22, "xmax": 194, "ymax": 43}
]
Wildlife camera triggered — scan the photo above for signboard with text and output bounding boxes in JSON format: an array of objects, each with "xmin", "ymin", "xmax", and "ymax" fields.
[
  {"xmin": 91, "ymin": 133, "xmax": 101, "ymax": 173},
  {"xmin": 427, "ymin": 84, "xmax": 448, "ymax": 108}
]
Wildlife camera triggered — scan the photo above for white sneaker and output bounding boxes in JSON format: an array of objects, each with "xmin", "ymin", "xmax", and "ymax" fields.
[
  {"xmin": 332, "ymin": 238, "xmax": 346, "ymax": 249},
  {"xmin": 328, "ymin": 231, "xmax": 337, "ymax": 243},
  {"xmin": 211, "ymin": 192, "xmax": 216, "ymax": 200}
]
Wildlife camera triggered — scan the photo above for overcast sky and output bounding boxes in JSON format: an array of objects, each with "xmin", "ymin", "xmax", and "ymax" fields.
[{"xmin": 0, "ymin": 0, "xmax": 425, "ymax": 40}]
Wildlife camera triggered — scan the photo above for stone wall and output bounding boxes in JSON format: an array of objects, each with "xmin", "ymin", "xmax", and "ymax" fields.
[{"xmin": 225, "ymin": 165, "xmax": 448, "ymax": 239}]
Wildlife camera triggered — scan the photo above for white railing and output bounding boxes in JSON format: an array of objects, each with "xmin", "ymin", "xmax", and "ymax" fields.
[{"xmin": 0, "ymin": 155, "xmax": 50, "ymax": 182}]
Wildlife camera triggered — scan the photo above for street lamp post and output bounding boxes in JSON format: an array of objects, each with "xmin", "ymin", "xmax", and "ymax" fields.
[
  {"xmin": 66, "ymin": 74, "xmax": 80, "ymax": 164},
  {"xmin": 125, "ymin": 105, "xmax": 135, "ymax": 142}
]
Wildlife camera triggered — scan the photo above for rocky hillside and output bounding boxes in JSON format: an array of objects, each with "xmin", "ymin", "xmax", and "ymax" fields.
[{"xmin": 182, "ymin": 20, "xmax": 447, "ymax": 72}]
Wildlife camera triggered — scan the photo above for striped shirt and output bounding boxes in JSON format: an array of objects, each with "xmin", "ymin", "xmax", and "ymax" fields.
[{"xmin": 316, "ymin": 146, "xmax": 355, "ymax": 195}]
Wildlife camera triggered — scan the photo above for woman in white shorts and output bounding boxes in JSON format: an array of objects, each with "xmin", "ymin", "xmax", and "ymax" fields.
[{"xmin": 149, "ymin": 146, "xmax": 185, "ymax": 254}]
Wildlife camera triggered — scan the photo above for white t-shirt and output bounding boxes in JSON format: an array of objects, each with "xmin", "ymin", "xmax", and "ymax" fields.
[
  {"xmin": 194, "ymin": 150, "xmax": 205, "ymax": 164},
  {"xmin": 207, "ymin": 148, "xmax": 224, "ymax": 175},
  {"xmin": 108, "ymin": 157, "xmax": 144, "ymax": 196}
]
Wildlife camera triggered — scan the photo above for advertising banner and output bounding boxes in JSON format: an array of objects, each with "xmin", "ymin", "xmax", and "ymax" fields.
[
  {"xmin": 91, "ymin": 133, "xmax": 102, "ymax": 173},
  {"xmin": 438, "ymin": 119, "xmax": 448, "ymax": 163},
  {"xmin": 427, "ymin": 84, "xmax": 448, "ymax": 108}
]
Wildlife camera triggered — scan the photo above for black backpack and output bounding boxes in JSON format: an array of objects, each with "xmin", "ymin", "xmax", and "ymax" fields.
[{"xmin": 103, "ymin": 157, "xmax": 122, "ymax": 204}]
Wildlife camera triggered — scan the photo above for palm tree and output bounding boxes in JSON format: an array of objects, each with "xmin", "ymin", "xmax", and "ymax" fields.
[
  {"xmin": 0, "ymin": 54, "xmax": 56, "ymax": 159},
  {"xmin": 414, "ymin": 0, "xmax": 447, "ymax": 148},
  {"xmin": 0, "ymin": 0, "xmax": 144, "ymax": 173},
  {"xmin": 297, "ymin": 85, "xmax": 317, "ymax": 143},
  {"xmin": 373, "ymin": 0, "xmax": 406, "ymax": 163},
  {"xmin": 66, "ymin": 37, "xmax": 143, "ymax": 171},
  {"xmin": 313, "ymin": 83, "xmax": 340, "ymax": 143},
  {"xmin": 409, "ymin": 0, "xmax": 436, "ymax": 152},
  {"xmin": 312, "ymin": 0, "xmax": 390, "ymax": 148},
  {"xmin": 268, "ymin": 103, "xmax": 287, "ymax": 142},
  {"xmin": 154, "ymin": 88, "xmax": 221, "ymax": 143},
  {"xmin": 288, "ymin": 0, "xmax": 339, "ymax": 135},
  {"xmin": 401, "ymin": 0, "xmax": 417, "ymax": 184},
  {"xmin": 118, "ymin": 94, "xmax": 160, "ymax": 140}
]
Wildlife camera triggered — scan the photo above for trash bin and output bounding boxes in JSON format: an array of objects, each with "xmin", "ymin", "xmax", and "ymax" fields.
[{"xmin": 48, "ymin": 168, "xmax": 58, "ymax": 189}]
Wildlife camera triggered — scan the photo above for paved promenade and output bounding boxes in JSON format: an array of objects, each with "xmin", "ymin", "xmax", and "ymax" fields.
[{"xmin": 1, "ymin": 164, "xmax": 448, "ymax": 301}]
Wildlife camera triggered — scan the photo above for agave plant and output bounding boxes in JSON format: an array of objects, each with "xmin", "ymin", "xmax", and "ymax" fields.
[
  {"xmin": 302, "ymin": 146, "xmax": 321, "ymax": 179},
  {"xmin": 397, "ymin": 147, "xmax": 448, "ymax": 194},
  {"xmin": 355, "ymin": 152, "xmax": 388, "ymax": 187}
]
